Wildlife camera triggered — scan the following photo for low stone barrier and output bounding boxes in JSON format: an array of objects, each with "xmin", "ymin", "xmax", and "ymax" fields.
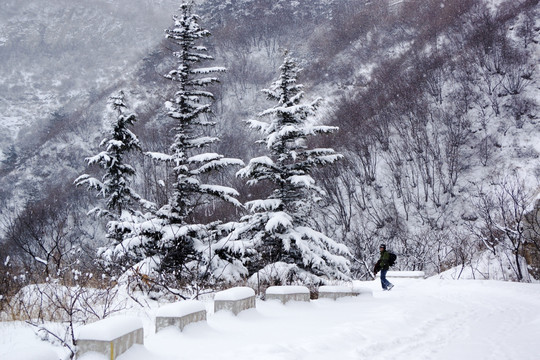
[
  {"xmin": 265, "ymin": 285, "xmax": 310, "ymax": 304},
  {"xmin": 318, "ymin": 285, "xmax": 363, "ymax": 300},
  {"xmin": 76, "ymin": 316, "xmax": 143, "ymax": 360},
  {"xmin": 377, "ymin": 271, "xmax": 426, "ymax": 279},
  {"xmin": 214, "ymin": 286, "xmax": 256, "ymax": 315},
  {"xmin": 155, "ymin": 300, "xmax": 207, "ymax": 332}
]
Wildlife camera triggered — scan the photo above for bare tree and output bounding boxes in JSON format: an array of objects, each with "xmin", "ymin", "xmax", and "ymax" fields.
[
  {"xmin": 469, "ymin": 173, "xmax": 535, "ymax": 281},
  {"xmin": 6, "ymin": 273, "xmax": 124, "ymax": 359},
  {"xmin": 2, "ymin": 187, "xmax": 98, "ymax": 279},
  {"xmin": 516, "ymin": 10, "xmax": 537, "ymax": 49}
]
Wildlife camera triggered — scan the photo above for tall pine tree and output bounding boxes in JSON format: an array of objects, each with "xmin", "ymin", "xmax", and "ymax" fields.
[
  {"xmin": 117, "ymin": 3, "xmax": 244, "ymax": 290},
  {"xmin": 221, "ymin": 52, "xmax": 351, "ymax": 286}
]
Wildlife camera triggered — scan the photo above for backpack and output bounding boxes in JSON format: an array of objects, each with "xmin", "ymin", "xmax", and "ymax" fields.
[{"xmin": 388, "ymin": 252, "xmax": 397, "ymax": 267}]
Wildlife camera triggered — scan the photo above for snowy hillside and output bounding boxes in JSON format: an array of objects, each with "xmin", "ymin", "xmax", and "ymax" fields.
[
  {"xmin": 1, "ymin": 277, "xmax": 539, "ymax": 360},
  {"xmin": 0, "ymin": 0, "xmax": 177, "ymax": 150}
]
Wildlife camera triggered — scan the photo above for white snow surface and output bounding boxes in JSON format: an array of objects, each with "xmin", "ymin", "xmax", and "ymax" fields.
[
  {"xmin": 319, "ymin": 285, "xmax": 358, "ymax": 293},
  {"xmin": 77, "ymin": 316, "xmax": 143, "ymax": 341},
  {"xmin": 1, "ymin": 342, "xmax": 58, "ymax": 360},
  {"xmin": 375, "ymin": 270, "xmax": 426, "ymax": 278},
  {"xmin": 2, "ymin": 278, "xmax": 540, "ymax": 360},
  {"xmin": 214, "ymin": 286, "xmax": 255, "ymax": 301},
  {"xmin": 266, "ymin": 285, "xmax": 310, "ymax": 295}
]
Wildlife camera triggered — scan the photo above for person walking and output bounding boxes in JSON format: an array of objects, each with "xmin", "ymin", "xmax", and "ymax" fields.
[{"xmin": 374, "ymin": 244, "xmax": 394, "ymax": 291}]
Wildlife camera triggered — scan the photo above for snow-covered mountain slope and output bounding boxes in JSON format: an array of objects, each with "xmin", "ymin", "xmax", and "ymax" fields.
[
  {"xmin": 0, "ymin": 0, "xmax": 177, "ymax": 150},
  {"xmin": 0, "ymin": 0, "xmax": 539, "ymax": 279},
  {"xmin": 0, "ymin": 0, "xmax": 185, "ymax": 218}
]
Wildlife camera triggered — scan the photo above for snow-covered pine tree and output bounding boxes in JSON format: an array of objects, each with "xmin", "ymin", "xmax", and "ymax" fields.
[
  {"xmin": 118, "ymin": 3, "xmax": 244, "ymax": 290},
  {"xmin": 75, "ymin": 90, "xmax": 144, "ymax": 219},
  {"xmin": 75, "ymin": 91, "xmax": 151, "ymax": 261},
  {"xmin": 75, "ymin": 90, "xmax": 153, "ymax": 275},
  {"xmin": 221, "ymin": 52, "xmax": 351, "ymax": 286}
]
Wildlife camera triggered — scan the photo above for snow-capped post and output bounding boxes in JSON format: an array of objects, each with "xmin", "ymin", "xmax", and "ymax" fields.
[
  {"xmin": 115, "ymin": 3, "xmax": 245, "ymax": 293},
  {"xmin": 155, "ymin": 300, "xmax": 207, "ymax": 332},
  {"xmin": 221, "ymin": 51, "xmax": 351, "ymax": 289},
  {"xmin": 214, "ymin": 286, "xmax": 256, "ymax": 315},
  {"xmin": 265, "ymin": 285, "xmax": 310, "ymax": 304},
  {"xmin": 76, "ymin": 316, "xmax": 144, "ymax": 360}
]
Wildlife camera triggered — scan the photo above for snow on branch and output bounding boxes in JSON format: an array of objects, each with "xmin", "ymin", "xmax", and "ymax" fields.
[
  {"xmin": 195, "ymin": 157, "xmax": 245, "ymax": 174},
  {"xmin": 265, "ymin": 212, "xmax": 293, "ymax": 233},
  {"xmin": 146, "ymin": 152, "xmax": 175, "ymax": 162},
  {"xmin": 199, "ymin": 184, "xmax": 243, "ymax": 207},
  {"xmin": 184, "ymin": 90, "xmax": 216, "ymax": 98},
  {"xmin": 188, "ymin": 77, "xmax": 221, "ymax": 86},
  {"xmin": 213, "ymin": 235, "xmax": 254, "ymax": 258},
  {"xmin": 277, "ymin": 125, "xmax": 301, "ymax": 139},
  {"xmin": 305, "ymin": 124, "xmax": 339, "ymax": 134},
  {"xmin": 288, "ymin": 175, "xmax": 315, "ymax": 187},
  {"xmin": 187, "ymin": 136, "xmax": 219, "ymax": 147},
  {"xmin": 258, "ymin": 103, "xmax": 316, "ymax": 119},
  {"xmin": 86, "ymin": 151, "xmax": 112, "ymax": 166},
  {"xmin": 296, "ymin": 226, "xmax": 351, "ymax": 256},
  {"xmin": 199, "ymin": 184, "xmax": 240, "ymax": 197},
  {"xmin": 105, "ymin": 139, "xmax": 125, "ymax": 151},
  {"xmin": 191, "ymin": 67, "xmax": 227, "ymax": 74},
  {"xmin": 245, "ymin": 199, "xmax": 282, "ymax": 212},
  {"xmin": 34, "ymin": 256, "xmax": 48, "ymax": 266},
  {"xmin": 189, "ymin": 153, "xmax": 222, "ymax": 163},
  {"xmin": 237, "ymin": 156, "xmax": 275, "ymax": 177},
  {"xmin": 74, "ymin": 174, "xmax": 104, "ymax": 194},
  {"xmin": 167, "ymin": 104, "xmax": 211, "ymax": 121},
  {"xmin": 310, "ymin": 153, "xmax": 344, "ymax": 165},
  {"xmin": 245, "ymin": 119, "xmax": 271, "ymax": 133},
  {"xmin": 186, "ymin": 52, "xmax": 213, "ymax": 61}
]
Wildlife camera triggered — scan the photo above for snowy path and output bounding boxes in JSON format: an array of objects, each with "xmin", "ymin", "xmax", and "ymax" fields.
[
  {"xmin": 117, "ymin": 278, "xmax": 540, "ymax": 360},
  {"xmin": 2, "ymin": 278, "xmax": 539, "ymax": 360}
]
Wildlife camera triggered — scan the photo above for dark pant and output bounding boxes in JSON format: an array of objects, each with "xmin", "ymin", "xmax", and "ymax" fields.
[{"xmin": 380, "ymin": 268, "xmax": 393, "ymax": 289}]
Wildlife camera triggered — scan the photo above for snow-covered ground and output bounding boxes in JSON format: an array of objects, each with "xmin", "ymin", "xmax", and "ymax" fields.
[{"xmin": 1, "ymin": 277, "xmax": 539, "ymax": 360}]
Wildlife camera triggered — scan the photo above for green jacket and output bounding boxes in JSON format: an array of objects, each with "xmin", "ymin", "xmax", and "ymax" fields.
[{"xmin": 378, "ymin": 250, "xmax": 391, "ymax": 270}]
